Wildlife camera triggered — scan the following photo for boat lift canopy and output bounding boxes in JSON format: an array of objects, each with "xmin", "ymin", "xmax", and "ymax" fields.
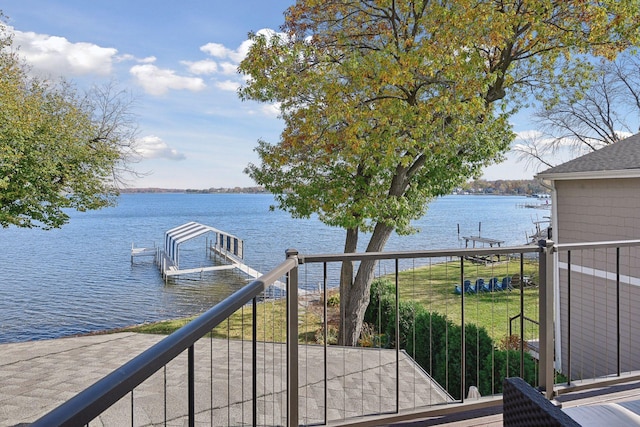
[{"xmin": 164, "ymin": 222, "xmax": 243, "ymax": 269}]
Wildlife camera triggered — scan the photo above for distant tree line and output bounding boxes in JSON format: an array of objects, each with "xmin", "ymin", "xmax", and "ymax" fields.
[
  {"xmin": 185, "ymin": 187, "xmax": 267, "ymax": 194},
  {"xmin": 123, "ymin": 182, "xmax": 545, "ymax": 196},
  {"xmin": 120, "ymin": 187, "xmax": 267, "ymax": 194},
  {"xmin": 459, "ymin": 180, "xmax": 548, "ymax": 196}
]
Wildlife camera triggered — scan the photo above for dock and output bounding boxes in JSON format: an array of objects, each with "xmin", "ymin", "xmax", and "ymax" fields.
[
  {"xmin": 130, "ymin": 245, "xmax": 157, "ymax": 262},
  {"xmin": 457, "ymin": 222, "xmax": 506, "ymax": 264},
  {"xmin": 132, "ymin": 222, "xmax": 290, "ymax": 296},
  {"xmin": 461, "ymin": 235, "xmax": 506, "ymax": 264}
]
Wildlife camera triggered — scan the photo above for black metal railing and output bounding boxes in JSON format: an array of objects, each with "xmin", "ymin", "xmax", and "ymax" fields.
[
  {"xmin": 32, "ymin": 250, "xmax": 300, "ymax": 427},
  {"xmin": 35, "ymin": 239, "xmax": 640, "ymax": 425},
  {"xmin": 552, "ymin": 239, "xmax": 640, "ymax": 397}
]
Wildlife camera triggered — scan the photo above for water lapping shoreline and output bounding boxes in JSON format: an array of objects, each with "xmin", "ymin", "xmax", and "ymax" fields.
[{"xmin": 0, "ymin": 193, "xmax": 543, "ymax": 343}]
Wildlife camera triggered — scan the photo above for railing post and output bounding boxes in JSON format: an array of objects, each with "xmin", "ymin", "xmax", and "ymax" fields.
[
  {"xmin": 285, "ymin": 249, "xmax": 299, "ymax": 427},
  {"xmin": 538, "ymin": 239, "xmax": 555, "ymax": 399}
]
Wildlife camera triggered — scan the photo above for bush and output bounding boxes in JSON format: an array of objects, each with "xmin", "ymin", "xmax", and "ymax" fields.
[
  {"xmin": 479, "ymin": 349, "xmax": 538, "ymax": 396},
  {"xmin": 364, "ymin": 277, "xmax": 520, "ymax": 400},
  {"xmin": 326, "ymin": 292, "xmax": 340, "ymax": 307},
  {"xmin": 431, "ymin": 321, "xmax": 494, "ymax": 400},
  {"xmin": 364, "ymin": 278, "xmax": 396, "ymax": 331}
]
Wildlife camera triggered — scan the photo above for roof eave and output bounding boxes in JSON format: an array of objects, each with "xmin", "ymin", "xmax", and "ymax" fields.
[{"xmin": 536, "ymin": 168, "xmax": 640, "ymax": 181}]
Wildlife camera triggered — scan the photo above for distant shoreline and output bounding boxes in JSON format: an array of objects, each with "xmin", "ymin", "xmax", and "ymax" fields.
[
  {"xmin": 119, "ymin": 186, "xmax": 268, "ymax": 194},
  {"xmin": 120, "ymin": 178, "xmax": 547, "ymax": 196}
]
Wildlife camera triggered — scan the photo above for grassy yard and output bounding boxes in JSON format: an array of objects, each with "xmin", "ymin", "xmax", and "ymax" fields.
[
  {"xmin": 393, "ymin": 257, "xmax": 540, "ymax": 342},
  {"xmin": 126, "ymin": 257, "xmax": 541, "ymax": 345}
]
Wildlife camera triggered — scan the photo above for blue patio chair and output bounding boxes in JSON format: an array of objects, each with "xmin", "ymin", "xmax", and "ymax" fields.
[
  {"xmin": 475, "ymin": 278, "xmax": 485, "ymax": 293},
  {"xmin": 464, "ymin": 279, "xmax": 476, "ymax": 294},
  {"xmin": 500, "ymin": 276, "xmax": 513, "ymax": 291},
  {"xmin": 485, "ymin": 277, "xmax": 500, "ymax": 292}
]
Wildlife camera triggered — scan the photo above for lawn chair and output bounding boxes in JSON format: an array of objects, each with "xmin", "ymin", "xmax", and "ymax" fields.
[
  {"xmin": 484, "ymin": 277, "xmax": 500, "ymax": 292},
  {"xmin": 464, "ymin": 279, "xmax": 476, "ymax": 294},
  {"xmin": 501, "ymin": 276, "xmax": 513, "ymax": 291},
  {"xmin": 455, "ymin": 280, "xmax": 474, "ymax": 295},
  {"xmin": 475, "ymin": 278, "xmax": 485, "ymax": 293}
]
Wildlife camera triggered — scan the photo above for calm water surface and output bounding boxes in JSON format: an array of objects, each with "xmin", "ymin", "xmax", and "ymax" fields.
[{"xmin": 0, "ymin": 193, "xmax": 546, "ymax": 343}]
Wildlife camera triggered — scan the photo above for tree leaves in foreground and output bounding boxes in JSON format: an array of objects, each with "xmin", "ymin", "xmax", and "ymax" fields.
[
  {"xmin": 239, "ymin": 0, "xmax": 640, "ymax": 345},
  {"xmin": 0, "ymin": 17, "xmax": 139, "ymax": 229}
]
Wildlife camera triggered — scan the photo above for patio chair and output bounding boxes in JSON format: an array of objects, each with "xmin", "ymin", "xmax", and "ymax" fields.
[
  {"xmin": 484, "ymin": 277, "xmax": 500, "ymax": 292},
  {"xmin": 464, "ymin": 279, "xmax": 476, "ymax": 294},
  {"xmin": 475, "ymin": 278, "xmax": 485, "ymax": 293},
  {"xmin": 503, "ymin": 377, "xmax": 579, "ymax": 426},
  {"xmin": 500, "ymin": 276, "xmax": 513, "ymax": 291}
]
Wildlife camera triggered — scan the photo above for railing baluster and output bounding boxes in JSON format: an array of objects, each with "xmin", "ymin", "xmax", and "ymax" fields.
[
  {"xmin": 396, "ymin": 258, "xmax": 400, "ymax": 413},
  {"xmin": 519, "ymin": 253, "xmax": 524, "ymax": 379},
  {"xmin": 188, "ymin": 344, "xmax": 194, "ymax": 427},
  {"xmin": 616, "ymin": 246, "xmax": 621, "ymax": 377},
  {"xmin": 323, "ymin": 262, "xmax": 328, "ymax": 426},
  {"xmin": 567, "ymin": 250, "xmax": 571, "ymax": 385},
  {"xmin": 130, "ymin": 390, "xmax": 134, "ymax": 427},
  {"xmin": 459, "ymin": 256, "xmax": 465, "ymax": 403}
]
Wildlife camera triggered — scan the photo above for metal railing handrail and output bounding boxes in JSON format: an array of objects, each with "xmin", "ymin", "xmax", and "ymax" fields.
[
  {"xmin": 554, "ymin": 239, "xmax": 640, "ymax": 252},
  {"xmin": 37, "ymin": 237, "xmax": 640, "ymax": 426},
  {"xmin": 32, "ymin": 254, "xmax": 299, "ymax": 427},
  {"xmin": 299, "ymin": 244, "xmax": 539, "ymax": 264}
]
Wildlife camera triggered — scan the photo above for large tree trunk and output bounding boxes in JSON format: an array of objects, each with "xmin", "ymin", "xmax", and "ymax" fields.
[
  {"xmin": 339, "ymin": 227, "xmax": 358, "ymax": 345},
  {"xmin": 338, "ymin": 222, "xmax": 394, "ymax": 346}
]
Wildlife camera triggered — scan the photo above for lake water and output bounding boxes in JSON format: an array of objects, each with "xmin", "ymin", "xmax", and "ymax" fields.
[{"xmin": 0, "ymin": 193, "xmax": 547, "ymax": 343}]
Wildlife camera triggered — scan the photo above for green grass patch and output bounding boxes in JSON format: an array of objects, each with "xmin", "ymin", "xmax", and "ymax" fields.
[
  {"xmin": 126, "ymin": 258, "xmax": 540, "ymax": 345},
  {"xmin": 392, "ymin": 258, "xmax": 540, "ymax": 342},
  {"xmin": 124, "ymin": 299, "xmax": 324, "ymax": 342}
]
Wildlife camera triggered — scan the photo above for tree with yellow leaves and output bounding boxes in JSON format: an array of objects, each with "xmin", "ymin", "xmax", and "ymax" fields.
[{"xmin": 239, "ymin": 0, "xmax": 640, "ymax": 345}]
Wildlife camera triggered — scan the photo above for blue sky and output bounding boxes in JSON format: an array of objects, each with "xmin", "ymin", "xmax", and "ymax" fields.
[{"xmin": 3, "ymin": 1, "xmax": 537, "ymax": 189}]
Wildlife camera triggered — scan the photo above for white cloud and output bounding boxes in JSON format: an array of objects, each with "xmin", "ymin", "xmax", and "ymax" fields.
[
  {"xmin": 199, "ymin": 29, "xmax": 283, "ymax": 65},
  {"xmin": 135, "ymin": 135, "xmax": 186, "ymax": 160},
  {"xmin": 200, "ymin": 42, "xmax": 229, "ymax": 59},
  {"xmin": 219, "ymin": 62, "xmax": 237, "ymax": 75},
  {"xmin": 215, "ymin": 80, "xmax": 240, "ymax": 92},
  {"xmin": 182, "ymin": 59, "xmax": 218, "ymax": 75},
  {"xmin": 117, "ymin": 54, "xmax": 156, "ymax": 64},
  {"xmin": 261, "ymin": 103, "xmax": 281, "ymax": 118},
  {"xmin": 11, "ymin": 28, "xmax": 118, "ymax": 76},
  {"xmin": 129, "ymin": 64, "xmax": 206, "ymax": 95}
]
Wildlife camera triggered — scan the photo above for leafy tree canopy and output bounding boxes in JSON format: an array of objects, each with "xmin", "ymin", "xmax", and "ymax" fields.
[
  {"xmin": 239, "ymin": 0, "xmax": 640, "ymax": 345},
  {"xmin": 0, "ymin": 16, "xmax": 138, "ymax": 229},
  {"xmin": 241, "ymin": 0, "xmax": 639, "ymax": 234}
]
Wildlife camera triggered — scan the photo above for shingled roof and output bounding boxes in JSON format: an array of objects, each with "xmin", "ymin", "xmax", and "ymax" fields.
[{"xmin": 537, "ymin": 133, "xmax": 640, "ymax": 179}]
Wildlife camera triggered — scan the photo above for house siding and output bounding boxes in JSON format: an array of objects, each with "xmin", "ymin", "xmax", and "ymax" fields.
[{"xmin": 555, "ymin": 178, "xmax": 640, "ymax": 379}]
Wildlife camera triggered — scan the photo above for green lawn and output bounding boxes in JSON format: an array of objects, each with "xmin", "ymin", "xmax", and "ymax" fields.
[
  {"xmin": 392, "ymin": 258, "xmax": 540, "ymax": 342},
  {"xmin": 126, "ymin": 258, "xmax": 541, "ymax": 345}
]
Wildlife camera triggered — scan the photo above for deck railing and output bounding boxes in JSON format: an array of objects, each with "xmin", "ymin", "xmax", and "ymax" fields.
[
  {"xmin": 32, "ymin": 239, "xmax": 640, "ymax": 426},
  {"xmin": 552, "ymin": 239, "xmax": 640, "ymax": 398}
]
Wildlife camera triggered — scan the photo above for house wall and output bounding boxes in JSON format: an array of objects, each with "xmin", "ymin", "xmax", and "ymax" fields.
[{"xmin": 554, "ymin": 178, "xmax": 640, "ymax": 379}]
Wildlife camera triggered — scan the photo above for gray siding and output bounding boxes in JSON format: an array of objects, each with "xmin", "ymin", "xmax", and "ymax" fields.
[{"xmin": 555, "ymin": 178, "xmax": 640, "ymax": 379}]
